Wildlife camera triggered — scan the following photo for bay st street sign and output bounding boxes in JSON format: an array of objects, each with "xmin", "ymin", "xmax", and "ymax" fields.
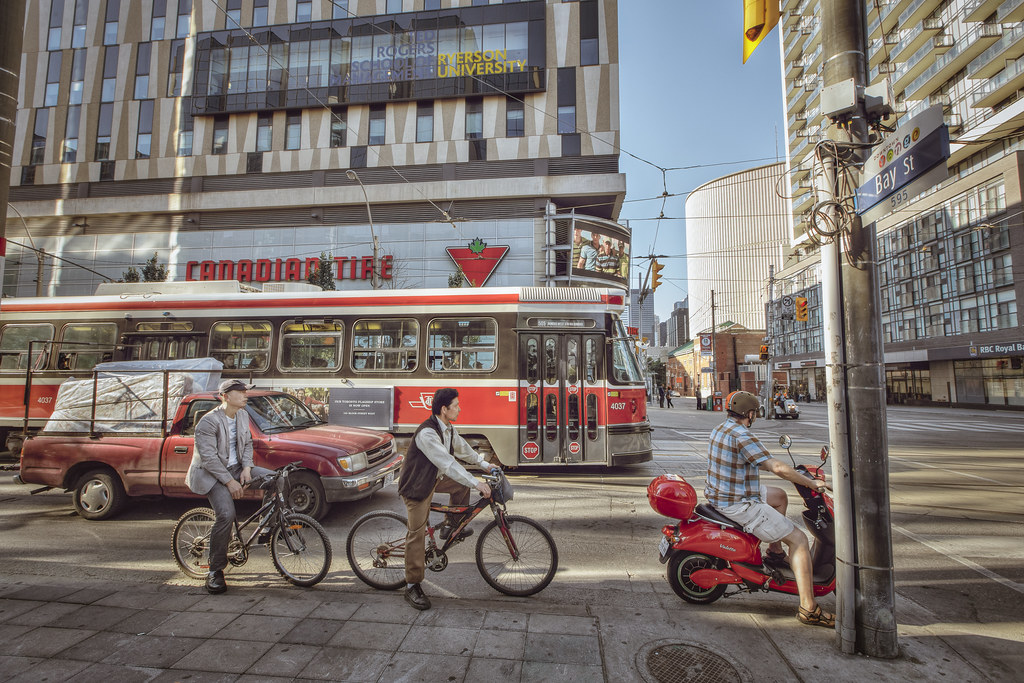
[{"xmin": 855, "ymin": 105, "xmax": 950, "ymax": 224}]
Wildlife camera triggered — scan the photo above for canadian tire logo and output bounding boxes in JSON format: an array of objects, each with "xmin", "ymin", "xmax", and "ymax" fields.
[
  {"xmin": 522, "ymin": 441, "xmax": 540, "ymax": 460},
  {"xmin": 446, "ymin": 238, "xmax": 510, "ymax": 287}
]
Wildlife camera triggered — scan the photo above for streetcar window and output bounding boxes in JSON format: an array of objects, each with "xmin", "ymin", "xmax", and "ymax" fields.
[
  {"xmin": 545, "ymin": 393, "xmax": 558, "ymax": 441},
  {"xmin": 0, "ymin": 324, "xmax": 54, "ymax": 371},
  {"xmin": 544, "ymin": 338, "xmax": 556, "ymax": 384},
  {"xmin": 57, "ymin": 323, "xmax": 117, "ymax": 372},
  {"xmin": 526, "ymin": 338, "xmax": 539, "ymax": 384},
  {"xmin": 352, "ymin": 318, "xmax": 418, "ymax": 371},
  {"xmin": 427, "ymin": 318, "xmax": 496, "ymax": 372},
  {"xmin": 280, "ymin": 320, "xmax": 342, "ymax": 372},
  {"xmin": 136, "ymin": 321, "xmax": 193, "ymax": 331},
  {"xmin": 586, "ymin": 393, "xmax": 598, "ymax": 440},
  {"xmin": 585, "ymin": 338, "xmax": 598, "ymax": 383},
  {"xmin": 567, "ymin": 338, "xmax": 579, "ymax": 385},
  {"xmin": 210, "ymin": 321, "xmax": 271, "ymax": 371},
  {"xmin": 611, "ymin": 339, "xmax": 644, "ymax": 384},
  {"xmin": 567, "ymin": 394, "xmax": 580, "ymax": 441}
]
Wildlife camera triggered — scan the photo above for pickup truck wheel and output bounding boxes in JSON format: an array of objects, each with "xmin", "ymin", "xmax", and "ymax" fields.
[
  {"xmin": 73, "ymin": 470, "xmax": 126, "ymax": 520},
  {"xmin": 287, "ymin": 471, "xmax": 329, "ymax": 520}
]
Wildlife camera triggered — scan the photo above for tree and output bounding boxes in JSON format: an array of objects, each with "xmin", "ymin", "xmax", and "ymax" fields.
[
  {"xmin": 448, "ymin": 265, "xmax": 465, "ymax": 288},
  {"xmin": 121, "ymin": 267, "xmax": 141, "ymax": 282},
  {"xmin": 141, "ymin": 252, "xmax": 169, "ymax": 282},
  {"xmin": 647, "ymin": 358, "xmax": 667, "ymax": 386},
  {"xmin": 307, "ymin": 252, "xmax": 337, "ymax": 291}
]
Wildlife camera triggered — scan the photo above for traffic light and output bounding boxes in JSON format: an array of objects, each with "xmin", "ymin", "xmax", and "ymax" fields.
[
  {"xmin": 759, "ymin": 344, "xmax": 770, "ymax": 361},
  {"xmin": 651, "ymin": 259, "xmax": 665, "ymax": 291},
  {"xmin": 795, "ymin": 296, "xmax": 808, "ymax": 321},
  {"xmin": 743, "ymin": 0, "xmax": 781, "ymax": 63}
]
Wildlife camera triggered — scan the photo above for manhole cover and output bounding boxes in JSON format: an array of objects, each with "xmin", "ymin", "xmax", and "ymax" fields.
[{"xmin": 644, "ymin": 642, "xmax": 744, "ymax": 683}]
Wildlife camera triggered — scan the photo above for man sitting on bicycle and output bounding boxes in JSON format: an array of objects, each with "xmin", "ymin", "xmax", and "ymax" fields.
[
  {"xmin": 397, "ymin": 387, "xmax": 495, "ymax": 610},
  {"xmin": 186, "ymin": 379, "xmax": 272, "ymax": 594}
]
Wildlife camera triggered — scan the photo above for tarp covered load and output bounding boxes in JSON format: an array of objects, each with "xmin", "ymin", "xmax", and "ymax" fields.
[{"xmin": 42, "ymin": 358, "xmax": 223, "ymax": 433}]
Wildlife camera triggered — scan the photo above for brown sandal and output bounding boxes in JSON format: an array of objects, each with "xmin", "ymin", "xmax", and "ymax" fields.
[{"xmin": 798, "ymin": 605, "xmax": 836, "ymax": 628}]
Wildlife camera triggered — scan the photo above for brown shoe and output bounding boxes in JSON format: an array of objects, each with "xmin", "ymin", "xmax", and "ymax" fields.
[
  {"xmin": 404, "ymin": 583, "xmax": 431, "ymax": 611},
  {"xmin": 798, "ymin": 605, "xmax": 835, "ymax": 628}
]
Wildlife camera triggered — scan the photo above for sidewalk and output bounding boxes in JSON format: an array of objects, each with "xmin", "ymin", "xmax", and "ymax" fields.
[{"xmin": 0, "ymin": 570, "xmax": 1007, "ymax": 682}]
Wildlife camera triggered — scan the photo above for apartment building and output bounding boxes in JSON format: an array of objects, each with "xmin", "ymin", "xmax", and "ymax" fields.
[
  {"xmin": 774, "ymin": 0, "xmax": 1024, "ymax": 408},
  {"xmin": 4, "ymin": 0, "xmax": 628, "ymax": 296}
]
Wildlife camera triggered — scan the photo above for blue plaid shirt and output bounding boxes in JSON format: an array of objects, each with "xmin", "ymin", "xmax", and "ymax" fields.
[{"xmin": 705, "ymin": 417, "xmax": 771, "ymax": 507}]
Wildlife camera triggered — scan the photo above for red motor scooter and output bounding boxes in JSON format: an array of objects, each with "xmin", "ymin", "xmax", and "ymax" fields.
[{"xmin": 648, "ymin": 435, "xmax": 835, "ymax": 604}]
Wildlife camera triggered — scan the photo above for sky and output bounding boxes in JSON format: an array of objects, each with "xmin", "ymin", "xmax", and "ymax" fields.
[{"xmin": 616, "ymin": 1, "xmax": 786, "ymax": 322}]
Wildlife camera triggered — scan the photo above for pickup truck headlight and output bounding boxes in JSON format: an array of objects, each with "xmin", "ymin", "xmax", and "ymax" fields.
[{"xmin": 337, "ymin": 452, "xmax": 368, "ymax": 473}]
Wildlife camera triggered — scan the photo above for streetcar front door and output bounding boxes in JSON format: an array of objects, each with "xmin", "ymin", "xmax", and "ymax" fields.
[{"xmin": 518, "ymin": 333, "xmax": 606, "ymax": 464}]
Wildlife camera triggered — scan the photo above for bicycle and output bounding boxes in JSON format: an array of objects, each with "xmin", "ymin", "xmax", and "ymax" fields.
[
  {"xmin": 346, "ymin": 471, "xmax": 557, "ymax": 597},
  {"xmin": 172, "ymin": 462, "xmax": 332, "ymax": 587}
]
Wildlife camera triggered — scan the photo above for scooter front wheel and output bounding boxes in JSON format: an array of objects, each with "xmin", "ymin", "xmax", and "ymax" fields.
[{"xmin": 667, "ymin": 552, "xmax": 727, "ymax": 605}]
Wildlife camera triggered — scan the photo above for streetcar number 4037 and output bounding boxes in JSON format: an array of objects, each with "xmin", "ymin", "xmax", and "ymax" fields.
[{"xmin": 610, "ymin": 402, "xmax": 626, "ymax": 410}]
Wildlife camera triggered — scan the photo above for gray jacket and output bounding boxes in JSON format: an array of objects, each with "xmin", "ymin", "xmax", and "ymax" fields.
[{"xmin": 185, "ymin": 404, "xmax": 255, "ymax": 495}]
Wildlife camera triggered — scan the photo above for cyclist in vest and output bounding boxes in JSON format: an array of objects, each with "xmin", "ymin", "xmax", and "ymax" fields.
[{"xmin": 398, "ymin": 387, "xmax": 495, "ymax": 610}]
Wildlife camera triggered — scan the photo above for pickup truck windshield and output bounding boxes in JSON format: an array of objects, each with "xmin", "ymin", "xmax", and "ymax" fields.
[{"xmin": 245, "ymin": 394, "xmax": 324, "ymax": 433}]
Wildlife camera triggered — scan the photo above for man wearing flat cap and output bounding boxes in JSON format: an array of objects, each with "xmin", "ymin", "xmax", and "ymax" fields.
[{"xmin": 186, "ymin": 379, "xmax": 272, "ymax": 594}]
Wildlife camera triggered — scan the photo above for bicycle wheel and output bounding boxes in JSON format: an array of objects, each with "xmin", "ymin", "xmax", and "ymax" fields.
[
  {"xmin": 476, "ymin": 514, "xmax": 558, "ymax": 597},
  {"xmin": 346, "ymin": 510, "xmax": 408, "ymax": 591},
  {"xmin": 270, "ymin": 513, "xmax": 332, "ymax": 587},
  {"xmin": 172, "ymin": 507, "xmax": 216, "ymax": 579}
]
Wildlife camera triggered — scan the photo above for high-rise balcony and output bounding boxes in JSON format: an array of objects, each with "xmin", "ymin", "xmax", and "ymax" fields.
[
  {"xmin": 891, "ymin": 40, "xmax": 938, "ymax": 91},
  {"xmin": 962, "ymin": 0, "xmax": 1003, "ymax": 21},
  {"xmin": 786, "ymin": 29, "xmax": 804, "ymax": 60},
  {"xmin": 787, "ymin": 60, "xmax": 804, "ymax": 79},
  {"xmin": 801, "ymin": 43, "xmax": 823, "ymax": 71},
  {"xmin": 788, "ymin": 77, "xmax": 812, "ymax": 109},
  {"xmin": 997, "ymin": 0, "xmax": 1024, "ymax": 22},
  {"xmin": 904, "ymin": 23, "xmax": 1003, "ymax": 100},
  {"xmin": 868, "ymin": 0, "xmax": 917, "ymax": 40},
  {"xmin": 971, "ymin": 55, "xmax": 1024, "ymax": 108},
  {"xmin": 869, "ymin": 60, "xmax": 897, "ymax": 85},
  {"xmin": 897, "ymin": 0, "xmax": 942, "ymax": 28},
  {"xmin": 869, "ymin": 29, "xmax": 900, "ymax": 68},
  {"xmin": 890, "ymin": 17, "xmax": 944, "ymax": 62},
  {"xmin": 967, "ymin": 22, "xmax": 1024, "ymax": 79}
]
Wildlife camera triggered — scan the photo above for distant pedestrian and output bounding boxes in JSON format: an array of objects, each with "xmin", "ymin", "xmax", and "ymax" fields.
[
  {"xmin": 666, "ymin": 387, "xmax": 674, "ymax": 408},
  {"xmin": 657, "ymin": 384, "xmax": 665, "ymax": 408}
]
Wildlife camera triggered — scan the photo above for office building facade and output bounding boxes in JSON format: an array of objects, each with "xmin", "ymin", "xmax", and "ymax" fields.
[
  {"xmin": 4, "ymin": 0, "xmax": 629, "ymax": 296},
  {"xmin": 776, "ymin": 0, "xmax": 1024, "ymax": 407}
]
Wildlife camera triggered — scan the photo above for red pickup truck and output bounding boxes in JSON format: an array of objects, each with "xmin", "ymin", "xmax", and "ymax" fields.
[{"xmin": 15, "ymin": 390, "xmax": 402, "ymax": 521}]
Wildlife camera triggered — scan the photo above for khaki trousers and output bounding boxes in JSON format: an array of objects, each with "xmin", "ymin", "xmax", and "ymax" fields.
[{"xmin": 403, "ymin": 476, "xmax": 470, "ymax": 584}]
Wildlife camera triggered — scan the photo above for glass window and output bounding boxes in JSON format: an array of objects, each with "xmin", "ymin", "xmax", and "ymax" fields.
[
  {"xmin": 544, "ymin": 337, "xmax": 557, "ymax": 384},
  {"xmin": 253, "ymin": 0, "xmax": 268, "ymax": 26},
  {"xmin": 285, "ymin": 111, "xmax": 301, "ymax": 150},
  {"xmin": 256, "ymin": 112, "xmax": 272, "ymax": 151},
  {"xmin": 212, "ymin": 116, "xmax": 228, "ymax": 154},
  {"xmin": 72, "ymin": 0, "xmax": 88, "ymax": 48},
  {"xmin": 136, "ymin": 99, "xmax": 153, "ymax": 158},
  {"xmin": 506, "ymin": 96, "xmax": 524, "ymax": 137},
  {"xmin": 566, "ymin": 338, "xmax": 578, "ymax": 384},
  {"xmin": 176, "ymin": 0, "xmax": 192, "ymax": 37},
  {"xmin": 228, "ymin": 45, "xmax": 249, "ymax": 94},
  {"xmin": 0, "ymin": 324, "xmax": 55, "ymax": 371},
  {"xmin": 135, "ymin": 42, "xmax": 152, "ymax": 100},
  {"xmin": 386, "ymin": 0, "xmax": 402, "ymax": 12},
  {"xmin": 57, "ymin": 323, "xmax": 117, "ymax": 371},
  {"xmin": 330, "ymin": 108, "xmax": 346, "ymax": 147},
  {"xmin": 177, "ymin": 110, "xmax": 193, "ymax": 156},
  {"xmin": 102, "ymin": 46, "xmax": 119, "ymax": 102},
  {"xmin": 427, "ymin": 318, "xmax": 496, "ymax": 372},
  {"xmin": 209, "ymin": 47, "xmax": 227, "ymax": 95},
  {"xmin": 30, "ymin": 109, "xmax": 49, "ymax": 165},
  {"xmin": 525, "ymin": 338, "xmax": 539, "ymax": 383},
  {"xmin": 309, "ymin": 38, "xmax": 329, "ymax": 87},
  {"xmin": 63, "ymin": 105, "xmax": 81, "ymax": 163},
  {"xmin": 69, "ymin": 49, "xmax": 86, "ymax": 105},
  {"xmin": 296, "ymin": 0, "xmax": 312, "ymax": 21},
  {"xmin": 466, "ymin": 98, "xmax": 483, "ymax": 139},
  {"xmin": 210, "ymin": 321, "xmax": 271, "ymax": 370},
  {"xmin": 333, "ymin": 0, "xmax": 349, "ymax": 19},
  {"xmin": 610, "ymin": 319, "xmax": 644, "ymax": 383},
  {"xmin": 104, "ymin": 0, "xmax": 120, "ymax": 45},
  {"xmin": 48, "ymin": 0, "xmax": 65, "ymax": 49},
  {"xmin": 369, "ymin": 104, "xmax": 386, "ymax": 145},
  {"xmin": 225, "ymin": 0, "xmax": 241, "ymax": 27},
  {"xmin": 416, "ymin": 101, "xmax": 433, "ymax": 143},
  {"xmin": 584, "ymin": 337, "xmax": 597, "ymax": 383},
  {"xmin": 557, "ymin": 105, "xmax": 576, "ymax": 134},
  {"xmin": 168, "ymin": 40, "xmax": 186, "ymax": 96},
  {"xmin": 352, "ymin": 319, "xmax": 419, "ymax": 371},
  {"xmin": 245, "ymin": 394, "xmax": 322, "ymax": 431},
  {"xmin": 280, "ymin": 321, "xmax": 343, "ymax": 372},
  {"xmin": 45, "ymin": 52, "xmax": 62, "ymax": 106}
]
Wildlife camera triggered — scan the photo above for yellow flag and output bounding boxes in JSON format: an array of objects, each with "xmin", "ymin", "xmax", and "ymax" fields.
[{"xmin": 743, "ymin": 0, "xmax": 781, "ymax": 63}]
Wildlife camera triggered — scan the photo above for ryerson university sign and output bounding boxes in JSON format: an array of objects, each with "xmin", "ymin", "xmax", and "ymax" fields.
[{"xmin": 346, "ymin": 33, "xmax": 527, "ymax": 84}]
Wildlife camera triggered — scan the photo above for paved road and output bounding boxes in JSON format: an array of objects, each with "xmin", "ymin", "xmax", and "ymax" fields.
[{"xmin": 0, "ymin": 403, "xmax": 1021, "ymax": 680}]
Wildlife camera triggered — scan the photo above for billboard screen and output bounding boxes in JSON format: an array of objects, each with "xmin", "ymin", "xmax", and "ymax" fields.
[{"xmin": 571, "ymin": 226, "xmax": 630, "ymax": 286}]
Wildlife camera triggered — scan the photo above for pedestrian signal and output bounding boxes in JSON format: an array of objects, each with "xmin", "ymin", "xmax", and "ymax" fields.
[
  {"xmin": 759, "ymin": 344, "xmax": 769, "ymax": 361},
  {"xmin": 743, "ymin": 0, "xmax": 781, "ymax": 63},
  {"xmin": 795, "ymin": 297, "xmax": 808, "ymax": 321},
  {"xmin": 651, "ymin": 259, "xmax": 665, "ymax": 292}
]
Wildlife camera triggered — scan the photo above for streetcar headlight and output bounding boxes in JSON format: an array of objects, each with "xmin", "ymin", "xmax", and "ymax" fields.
[{"xmin": 337, "ymin": 452, "xmax": 368, "ymax": 473}]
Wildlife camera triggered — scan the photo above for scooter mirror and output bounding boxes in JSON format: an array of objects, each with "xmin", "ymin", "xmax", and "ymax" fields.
[
  {"xmin": 820, "ymin": 445, "xmax": 829, "ymax": 462},
  {"xmin": 778, "ymin": 435, "xmax": 792, "ymax": 449}
]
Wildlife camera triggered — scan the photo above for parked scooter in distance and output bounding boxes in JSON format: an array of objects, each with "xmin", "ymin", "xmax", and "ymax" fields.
[{"xmin": 648, "ymin": 436, "xmax": 834, "ymax": 604}]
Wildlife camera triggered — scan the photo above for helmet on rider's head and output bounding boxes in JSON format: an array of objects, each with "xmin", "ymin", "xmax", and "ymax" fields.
[{"xmin": 726, "ymin": 390, "xmax": 760, "ymax": 417}]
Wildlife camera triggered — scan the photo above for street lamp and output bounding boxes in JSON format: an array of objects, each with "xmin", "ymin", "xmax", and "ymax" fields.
[{"xmin": 345, "ymin": 169, "xmax": 380, "ymax": 290}]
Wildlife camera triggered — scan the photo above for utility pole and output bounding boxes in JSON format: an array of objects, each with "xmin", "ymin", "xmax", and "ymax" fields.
[
  {"xmin": 0, "ymin": 0, "xmax": 28, "ymax": 287},
  {"xmin": 818, "ymin": 0, "xmax": 897, "ymax": 657},
  {"xmin": 765, "ymin": 264, "xmax": 775, "ymax": 420}
]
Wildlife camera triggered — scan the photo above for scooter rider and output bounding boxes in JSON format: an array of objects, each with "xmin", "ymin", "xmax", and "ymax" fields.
[{"xmin": 705, "ymin": 390, "xmax": 834, "ymax": 628}]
